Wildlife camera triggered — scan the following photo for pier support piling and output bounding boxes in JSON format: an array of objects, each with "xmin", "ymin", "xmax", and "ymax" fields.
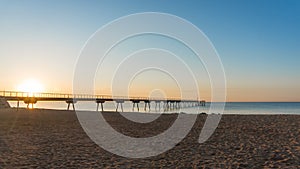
[
  {"xmin": 155, "ymin": 101, "xmax": 161, "ymax": 111},
  {"xmin": 115, "ymin": 100, "xmax": 124, "ymax": 112},
  {"xmin": 96, "ymin": 100, "xmax": 105, "ymax": 112},
  {"xmin": 17, "ymin": 100, "xmax": 19, "ymax": 111},
  {"xmin": 200, "ymin": 100, "xmax": 206, "ymax": 106},
  {"xmin": 144, "ymin": 100, "xmax": 150, "ymax": 111},
  {"xmin": 66, "ymin": 100, "xmax": 76, "ymax": 111},
  {"xmin": 24, "ymin": 97, "xmax": 37, "ymax": 109},
  {"xmin": 132, "ymin": 100, "xmax": 140, "ymax": 112}
]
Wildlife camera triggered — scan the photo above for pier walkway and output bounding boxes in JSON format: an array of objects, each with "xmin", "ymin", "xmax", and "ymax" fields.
[{"xmin": 0, "ymin": 91, "xmax": 206, "ymax": 112}]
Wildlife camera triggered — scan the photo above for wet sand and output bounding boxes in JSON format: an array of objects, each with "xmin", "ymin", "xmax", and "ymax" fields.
[{"xmin": 0, "ymin": 108, "xmax": 299, "ymax": 168}]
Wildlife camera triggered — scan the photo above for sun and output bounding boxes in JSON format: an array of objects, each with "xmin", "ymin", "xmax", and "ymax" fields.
[{"xmin": 17, "ymin": 79, "xmax": 44, "ymax": 93}]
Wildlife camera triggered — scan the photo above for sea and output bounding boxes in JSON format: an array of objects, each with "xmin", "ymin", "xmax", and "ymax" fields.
[{"xmin": 8, "ymin": 101, "xmax": 300, "ymax": 115}]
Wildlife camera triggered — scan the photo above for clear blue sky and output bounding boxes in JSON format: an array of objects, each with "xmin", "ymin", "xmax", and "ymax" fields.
[{"xmin": 0, "ymin": 0, "xmax": 299, "ymax": 101}]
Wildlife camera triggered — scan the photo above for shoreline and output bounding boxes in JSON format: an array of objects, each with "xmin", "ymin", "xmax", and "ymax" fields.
[{"xmin": 5, "ymin": 107, "xmax": 300, "ymax": 115}]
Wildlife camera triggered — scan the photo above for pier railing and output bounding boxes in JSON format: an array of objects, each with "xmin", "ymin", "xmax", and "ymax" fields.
[{"xmin": 0, "ymin": 90, "xmax": 193, "ymax": 102}]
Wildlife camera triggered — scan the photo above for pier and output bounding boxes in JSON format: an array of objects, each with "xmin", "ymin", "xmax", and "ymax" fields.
[{"xmin": 0, "ymin": 91, "xmax": 205, "ymax": 112}]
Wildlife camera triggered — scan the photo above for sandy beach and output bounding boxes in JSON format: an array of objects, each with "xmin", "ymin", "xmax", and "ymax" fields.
[{"xmin": 0, "ymin": 108, "xmax": 299, "ymax": 168}]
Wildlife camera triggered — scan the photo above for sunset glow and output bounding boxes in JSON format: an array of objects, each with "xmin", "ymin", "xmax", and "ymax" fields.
[
  {"xmin": 17, "ymin": 79, "xmax": 44, "ymax": 93},
  {"xmin": 0, "ymin": 1, "xmax": 299, "ymax": 102}
]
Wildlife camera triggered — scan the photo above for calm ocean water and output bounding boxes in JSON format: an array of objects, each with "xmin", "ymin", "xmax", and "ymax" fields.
[{"xmin": 8, "ymin": 101, "xmax": 300, "ymax": 114}]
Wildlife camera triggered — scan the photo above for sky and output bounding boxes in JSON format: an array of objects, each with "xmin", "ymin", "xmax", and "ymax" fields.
[{"xmin": 0, "ymin": 0, "xmax": 299, "ymax": 102}]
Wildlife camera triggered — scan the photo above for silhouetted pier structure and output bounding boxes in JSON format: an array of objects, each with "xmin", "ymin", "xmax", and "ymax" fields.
[{"xmin": 0, "ymin": 91, "xmax": 205, "ymax": 112}]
